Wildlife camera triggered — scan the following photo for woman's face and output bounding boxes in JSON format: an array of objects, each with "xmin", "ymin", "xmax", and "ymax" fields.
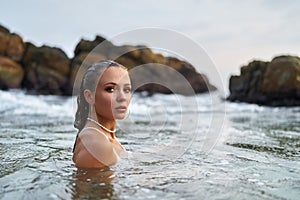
[{"xmin": 94, "ymin": 66, "xmax": 131, "ymax": 121}]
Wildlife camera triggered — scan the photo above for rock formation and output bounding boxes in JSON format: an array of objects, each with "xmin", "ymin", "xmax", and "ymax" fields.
[
  {"xmin": 71, "ymin": 36, "xmax": 216, "ymax": 96},
  {"xmin": 0, "ymin": 23, "xmax": 216, "ymax": 96},
  {"xmin": 22, "ymin": 42, "xmax": 71, "ymax": 95},
  {"xmin": 227, "ymin": 55, "xmax": 300, "ymax": 106}
]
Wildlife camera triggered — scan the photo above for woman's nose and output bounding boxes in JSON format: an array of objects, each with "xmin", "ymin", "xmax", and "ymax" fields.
[{"xmin": 116, "ymin": 90, "xmax": 126, "ymax": 102}]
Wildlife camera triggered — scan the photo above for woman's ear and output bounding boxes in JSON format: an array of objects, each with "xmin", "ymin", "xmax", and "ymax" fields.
[{"xmin": 83, "ymin": 89, "xmax": 95, "ymax": 105}]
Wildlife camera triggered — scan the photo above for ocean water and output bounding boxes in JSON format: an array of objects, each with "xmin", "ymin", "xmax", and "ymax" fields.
[{"xmin": 0, "ymin": 90, "xmax": 299, "ymax": 199}]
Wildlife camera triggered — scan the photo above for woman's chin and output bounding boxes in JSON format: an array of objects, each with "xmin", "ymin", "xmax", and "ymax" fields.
[{"xmin": 114, "ymin": 113, "xmax": 127, "ymax": 120}]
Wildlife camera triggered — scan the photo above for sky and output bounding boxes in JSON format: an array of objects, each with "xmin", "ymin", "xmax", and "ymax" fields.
[{"xmin": 1, "ymin": 0, "xmax": 300, "ymax": 92}]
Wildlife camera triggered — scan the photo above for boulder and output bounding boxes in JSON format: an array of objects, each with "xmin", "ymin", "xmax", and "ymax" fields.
[
  {"xmin": 0, "ymin": 25, "xmax": 10, "ymax": 55},
  {"xmin": 228, "ymin": 60, "xmax": 268, "ymax": 103},
  {"xmin": 0, "ymin": 24, "xmax": 9, "ymax": 34},
  {"xmin": 0, "ymin": 56, "xmax": 24, "ymax": 89},
  {"xmin": 22, "ymin": 42, "xmax": 71, "ymax": 95},
  {"xmin": 6, "ymin": 33, "xmax": 25, "ymax": 62},
  {"xmin": 74, "ymin": 35, "xmax": 114, "ymax": 56},
  {"xmin": 261, "ymin": 56, "xmax": 300, "ymax": 93},
  {"xmin": 227, "ymin": 55, "xmax": 300, "ymax": 106},
  {"xmin": 0, "ymin": 32, "xmax": 9, "ymax": 56},
  {"xmin": 0, "ymin": 25, "xmax": 25, "ymax": 62}
]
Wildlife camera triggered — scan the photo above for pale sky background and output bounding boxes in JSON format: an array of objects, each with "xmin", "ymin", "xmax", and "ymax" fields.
[{"xmin": 1, "ymin": 0, "xmax": 299, "ymax": 93}]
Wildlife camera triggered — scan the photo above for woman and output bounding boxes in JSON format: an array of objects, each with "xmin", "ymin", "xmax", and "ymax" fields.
[{"xmin": 72, "ymin": 60, "xmax": 131, "ymax": 168}]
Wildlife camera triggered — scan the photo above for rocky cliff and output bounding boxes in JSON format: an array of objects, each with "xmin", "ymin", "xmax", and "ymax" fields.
[
  {"xmin": 227, "ymin": 55, "xmax": 300, "ymax": 106},
  {"xmin": 0, "ymin": 24, "xmax": 216, "ymax": 96}
]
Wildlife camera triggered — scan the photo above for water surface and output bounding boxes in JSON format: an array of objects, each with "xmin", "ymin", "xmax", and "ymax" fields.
[{"xmin": 0, "ymin": 90, "xmax": 299, "ymax": 199}]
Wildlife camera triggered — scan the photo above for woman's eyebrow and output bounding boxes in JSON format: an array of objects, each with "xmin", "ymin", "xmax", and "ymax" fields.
[
  {"xmin": 104, "ymin": 82, "xmax": 117, "ymax": 86},
  {"xmin": 104, "ymin": 82, "xmax": 131, "ymax": 85}
]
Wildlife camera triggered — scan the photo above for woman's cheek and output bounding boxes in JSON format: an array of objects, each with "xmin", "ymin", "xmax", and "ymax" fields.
[{"xmin": 96, "ymin": 94, "xmax": 111, "ymax": 111}]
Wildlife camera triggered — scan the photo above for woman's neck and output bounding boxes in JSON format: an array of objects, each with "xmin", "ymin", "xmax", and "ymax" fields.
[{"xmin": 87, "ymin": 115, "xmax": 116, "ymax": 139}]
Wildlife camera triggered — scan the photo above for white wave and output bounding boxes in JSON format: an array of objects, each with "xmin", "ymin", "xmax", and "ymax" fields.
[
  {"xmin": 129, "ymin": 92, "xmax": 220, "ymax": 117},
  {"xmin": 0, "ymin": 90, "xmax": 74, "ymax": 117}
]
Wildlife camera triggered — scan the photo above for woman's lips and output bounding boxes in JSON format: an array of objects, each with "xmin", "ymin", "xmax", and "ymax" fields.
[{"xmin": 115, "ymin": 106, "xmax": 127, "ymax": 113}]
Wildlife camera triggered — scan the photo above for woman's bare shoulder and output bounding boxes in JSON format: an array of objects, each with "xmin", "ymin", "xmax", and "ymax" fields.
[
  {"xmin": 78, "ymin": 127, "xmax": 112, "ymax": 148},
  {"xmin": 74, "ymin": 127, "xmax": 117, "ymax": 167}
]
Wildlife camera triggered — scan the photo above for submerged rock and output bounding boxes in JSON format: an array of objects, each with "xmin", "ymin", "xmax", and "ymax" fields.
[{"xmin": 227, "ymin": 55, "xmax": 300, "ymax": 106}]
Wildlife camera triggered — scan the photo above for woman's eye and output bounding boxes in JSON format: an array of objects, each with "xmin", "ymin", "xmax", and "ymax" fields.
[
  {"xmin": 105, "ymin": 87, "xmax": 115, "ymax": 93},
  {"xmin": 124, "ymin": 88, "xmax": 131, "ymax": 93}
]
